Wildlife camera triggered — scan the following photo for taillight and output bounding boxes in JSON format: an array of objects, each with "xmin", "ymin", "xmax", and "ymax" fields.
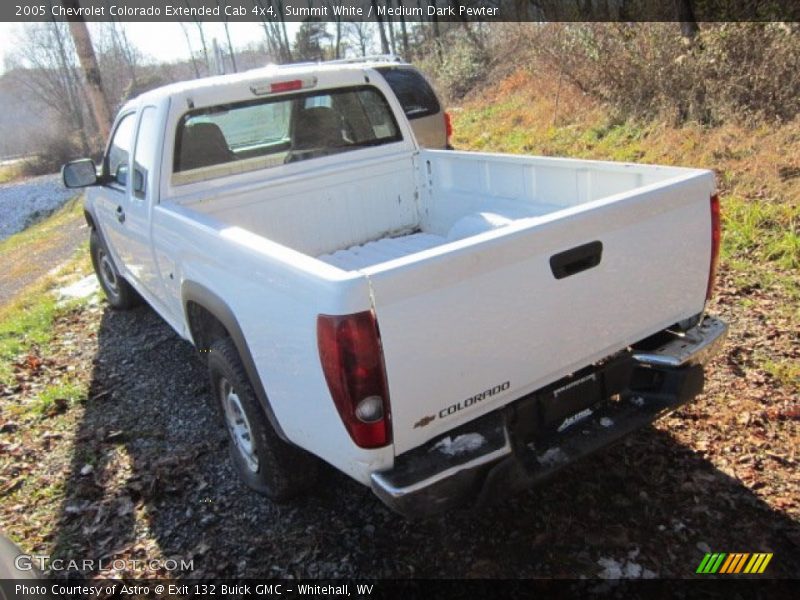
[
  {"xmin": 250, "ymin": 77, "xmax": 317, "ymax": 96},
  {"xmin": 444, "ymin": 111, "xmax": 453, "ymax": 143},
  {"xmin": 317, "ymin": 311, "xmax": 391, "ymax": 448},
  {"xmin": 706, "ymin": 193, "xmax": 721, "ymax": 301}
]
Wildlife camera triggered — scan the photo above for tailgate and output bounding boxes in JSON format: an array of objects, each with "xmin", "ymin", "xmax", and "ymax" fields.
[{"xmin": 365, "ymin": 174, "xmax": 715, "ymax": 454}]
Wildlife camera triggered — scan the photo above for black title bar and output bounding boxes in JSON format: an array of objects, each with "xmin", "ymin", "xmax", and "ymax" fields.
[{"xmin": 4, "ymin": 0, "xmax": 800, "ymax": 22}]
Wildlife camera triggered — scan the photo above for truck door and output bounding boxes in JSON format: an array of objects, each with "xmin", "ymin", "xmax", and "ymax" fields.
[
  {"xmin": 96, "ymin": 107, "xmax": 170, "ymax": 311},
  {"xmin": 93, "ymin": 111, "xmax": 135, "ymax": 274},
  {"xmin": 118, "ymin": 105, "xmax": 167, "ymax": 302}
]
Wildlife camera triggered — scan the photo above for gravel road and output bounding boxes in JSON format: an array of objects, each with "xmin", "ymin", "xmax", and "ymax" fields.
[
  {"xmin": 7, "ymin": 291, "xmax": 793, "ymax": 580},
  {"xmin": 0, "ymin": 174, "xmax": 77, "ymax": 241}
]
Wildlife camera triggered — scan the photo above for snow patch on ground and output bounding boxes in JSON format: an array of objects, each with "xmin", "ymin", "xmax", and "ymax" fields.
[
  {"xmin": 0, "ymin": 174, "xmax": 77, "ymax": 240},
  {"xmin": 536, "ymin": 447, "xmax": 568, "ymax": 467},
  {"xmin": 598, "ymin": 549, "xmax": 657, "ymax": 579},
  {"xmin": 599, "ymin": 417, "xmax": 614, "ymax": 428},
  {"xmin": 58, "ymin": 275, "xmax": 99, "ymax": 303},
  {"xmin": 630, "ymin": 395, "xmax": 646, "ymax": 407},
  {"xmin": 431, "ymin": 433, "xmax": 486, "ymax": 456}
]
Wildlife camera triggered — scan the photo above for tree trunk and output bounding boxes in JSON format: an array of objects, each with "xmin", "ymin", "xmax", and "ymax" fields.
[
  {"xmin": 387, "ymin": 16, "xmax": 397, "ymax": 55},
  {"xmin": 372, "ymin": 0, "xmax": 390, "ymax": 54},
  {"xmin": 277, "ymin": 1, "xmax": 293, "ymax": 61},
  {"xmin": 675, "ymin": 0, "xmax": 700, "ymax": 40},
  {"xmin": 217, "ymin": 1, "xmax": 238, "ymax": 72},
  {"xmin": 179, "ymin": 22, "xmax": 201, "ymax": 78},
  {"xmin": 61, "ymin": 1, "xmax": 112, "ymax": 142},
  {"xmin": 398, "ymin": 5, "xmax": 409, "ymax": 59},
  {"xmin": 185, "ymin": 0, "xmax": 210, "ymax": 72}
]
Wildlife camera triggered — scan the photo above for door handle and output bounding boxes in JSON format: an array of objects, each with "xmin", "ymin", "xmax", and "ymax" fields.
[
  {"xmin": 550, "ymin": 241, "xmax": 603, "ymax": 280},
  {"xmin": 116, "ymin": 205, "xmax": 125, "ymax": 224}
]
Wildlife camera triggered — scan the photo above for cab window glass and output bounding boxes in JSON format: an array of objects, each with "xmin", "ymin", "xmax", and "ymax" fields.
[
  {"xmin": 132, "ymin": 107, "xmax": 158, "ymax": 199},
  {"xmin": 107, "ymin": 113, "xmax": 136, "ymax": 186},
  {"xmin": 173, "ymin": 86, "xmax": 402, "ymax": 185}
]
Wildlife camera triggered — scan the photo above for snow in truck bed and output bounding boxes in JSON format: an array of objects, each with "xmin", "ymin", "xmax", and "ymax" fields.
[{"xmin": 317, "ymin": 232, "xmax": 445, "ymax": 271}]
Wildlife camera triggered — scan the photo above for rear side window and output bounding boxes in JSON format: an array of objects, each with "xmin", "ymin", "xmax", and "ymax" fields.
[
  {"xmin": 377, "ymin": 67, "xmax": 441, "ymax": 120},
  {"xmin": 173, "ymin": 86, "xmax": 402, "ymax": 185}
]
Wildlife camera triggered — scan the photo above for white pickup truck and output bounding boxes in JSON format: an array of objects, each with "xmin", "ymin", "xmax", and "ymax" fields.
[{"xmin": 63, "ymin": 61, "xmax": 727, "ymax": 517}]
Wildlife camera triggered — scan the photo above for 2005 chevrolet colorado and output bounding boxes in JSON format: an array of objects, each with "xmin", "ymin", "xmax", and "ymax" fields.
[{"xmin": 62, "ymin": 60, "xmax": 728, "ymax": 517}]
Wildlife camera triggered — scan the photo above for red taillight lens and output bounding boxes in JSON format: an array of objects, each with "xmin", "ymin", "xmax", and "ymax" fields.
[
  {"xmin": 270, "ymin": 79, "xmax": 303, "ymax": 93},
  {"xmin": 317, "ymin": 311, "xmax": 391, "ymax": 448},
  {"xmin": 444, "ymin": 111, "xmax": 453, "ymax": 142},
  {"xmin": 706, "ymin": 193, "xmax": 721, "ymax": 301}
]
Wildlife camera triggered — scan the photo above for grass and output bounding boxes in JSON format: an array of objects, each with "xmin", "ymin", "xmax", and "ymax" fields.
[
  {"xmin": 33, "ymin": 380, "xmax": 86, "ymax": 417},
  {"xmin": 0, "ymin": 201, "xmax": 97, "ymax": 550},
  {"xmin": 0, "ymin": 241, "xmax": 93, "ymax": 387},
  {"xmin": 0, "ymin": 292, "xmax": 59, "ymax": 386},
  {"xmin": 0, "ymin": 162, "xmax": 28, "ymax": 184}
]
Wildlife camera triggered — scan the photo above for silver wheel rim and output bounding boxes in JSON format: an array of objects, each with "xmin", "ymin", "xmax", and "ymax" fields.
[
  {"xmin": 98, "ymin": 249, "xmax": 119, "ymax": 296},
  {"xmin": 220, "ymin": 378, "xmax": 259, "ymax": 473}
]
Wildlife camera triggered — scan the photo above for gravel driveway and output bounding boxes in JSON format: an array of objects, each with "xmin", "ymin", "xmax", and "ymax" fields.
[{"xmin": 4, "ymin": 289, "xmax": 795, "ymax": 580}]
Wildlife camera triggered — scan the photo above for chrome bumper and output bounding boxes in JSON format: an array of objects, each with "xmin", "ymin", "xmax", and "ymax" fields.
[
  {"xmin": 632, "ymin": 315, "xmax": 729, "ymax": 368},
  {"xmin": 371, "ymin": 315, "xmax": 728, "ymax": 518}
]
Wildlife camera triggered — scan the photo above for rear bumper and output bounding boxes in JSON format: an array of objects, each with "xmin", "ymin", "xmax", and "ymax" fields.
[{"xmin": 371, "ymin": 315, "xmax": 728, "ymax": 518}]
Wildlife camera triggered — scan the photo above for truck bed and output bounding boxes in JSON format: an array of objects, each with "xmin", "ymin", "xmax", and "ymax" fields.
[{"xmin": 177, "ymin": 148, "xmax": 715, "ymax": 454}]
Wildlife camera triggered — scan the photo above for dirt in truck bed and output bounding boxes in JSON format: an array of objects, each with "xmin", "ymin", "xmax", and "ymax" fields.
[{"xmin": 0, "ymin": 265, "xmax": 798, "ymax": 579}]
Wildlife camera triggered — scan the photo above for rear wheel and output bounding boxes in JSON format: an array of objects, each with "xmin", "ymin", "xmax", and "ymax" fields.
[
  {"xmin": 207, "ymin": 337, "xmax": 317, "ymax": 501},
  {"xmin": 89, "ymin": 230, "xmax": 140, "ymax": 310}
]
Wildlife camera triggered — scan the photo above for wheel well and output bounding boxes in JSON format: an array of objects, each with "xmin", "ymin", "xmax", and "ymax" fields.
[
  {"xmin": 186, "ymin": 301, "xmax": 230, "ymax": 354},
  {"xmin": 84, "ymin": 210, "xmax": 96, "ymax": 230}
]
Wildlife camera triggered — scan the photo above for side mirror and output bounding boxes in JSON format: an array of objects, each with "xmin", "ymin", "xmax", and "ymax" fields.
[
  {"xmin": 62, "ymin": 159, "xmax": 98, "ymax": 188},
  {"xmin": 115, "ymin": 164, "xmax": 129, "ymax": 187}
]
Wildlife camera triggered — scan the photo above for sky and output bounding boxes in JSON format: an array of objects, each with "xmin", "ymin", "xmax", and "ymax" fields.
[{"xmin": 0, "ymin": 21, "xmax": 296, "ymax": 74}]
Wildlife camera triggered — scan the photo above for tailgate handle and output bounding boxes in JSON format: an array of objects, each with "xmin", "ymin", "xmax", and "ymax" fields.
[{"xmin": 550, "ymin": 241, "xmax": 603, "ymax": 280}]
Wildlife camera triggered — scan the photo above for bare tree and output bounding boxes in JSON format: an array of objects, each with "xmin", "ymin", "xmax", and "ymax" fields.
[
  {"xmin": 372, "ymin": 0, "xmax": 390, "ymax": 54},
  {"xmin": 253, "ymin": 0, "xmax": 292, "ymax": 62},
  {"xmin": 94, "ymin": 22, "xmax": 143, "ymax": 107},
  {"xmin": 322, "ymin": 1, "xmax": 344, "ymax": 59},
  {"xmin": 61, "ymin": 0, "xmax": 112, "ymax": 141},
  {"xmin": 185, "ymin": 0, "xmax": 211, "ymax": 72},
  {"xmin": 217, "ymin": 0, "xmax": 239, "ymax": 72},
  {"xmin": 345, "ymin": 21, "xmax": 374, "ymax": 57},
  {"xmin": 395, "ymin": 0, "xmax": 410, "ymax": 58},
  {"xmin": 7, "ymin": 22, "xmax": 92, "ymax": 153},
  {"xmin": 179, "ymin": 22, "xmax": 202, "ymax": 77},
  {"xmin": 386, "ymin": 14, "xmax": 397, "ymax": 55}
]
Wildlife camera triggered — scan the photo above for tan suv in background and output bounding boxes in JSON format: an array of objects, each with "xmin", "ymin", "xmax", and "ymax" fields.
[
  {"xmin": 372, "ymin": 61, "xmax": 453, "ymax": 149},
  {"xmin": 275, "ymin": 56, "xmax": 452, "ymax": 149}
]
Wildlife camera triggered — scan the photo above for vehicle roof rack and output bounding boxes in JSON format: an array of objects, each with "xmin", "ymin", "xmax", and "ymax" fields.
[{"xmin": 266, "ymin": 55, "xmax": 406, "ymax": 69}]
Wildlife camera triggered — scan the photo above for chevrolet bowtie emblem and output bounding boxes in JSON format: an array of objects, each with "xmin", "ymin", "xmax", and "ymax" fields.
[{"xmin": 413, "ymin": 415, "xmax": 435, "ymax": 428}]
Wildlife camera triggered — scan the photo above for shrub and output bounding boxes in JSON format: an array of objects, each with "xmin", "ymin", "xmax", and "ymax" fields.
[
  {"xmin": 528, "ymin": 23, "xmax": 800, "ymax": 125},
  {"xmin": 418, "ymin": 33, "xmax": 490, "ymax": 103},
  {"xmin": 18, "ymin": 130, "xmax": 84, "ymax": 178}
]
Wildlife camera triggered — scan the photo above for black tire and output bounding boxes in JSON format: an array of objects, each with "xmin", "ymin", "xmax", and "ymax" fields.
[
  {"xmin": 207, "ymin": 337, "xmax": 318, "ymax": 501},
  {"xmin": 89, "ymin": 229, "xmax": 141, "ymax": 310}
]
